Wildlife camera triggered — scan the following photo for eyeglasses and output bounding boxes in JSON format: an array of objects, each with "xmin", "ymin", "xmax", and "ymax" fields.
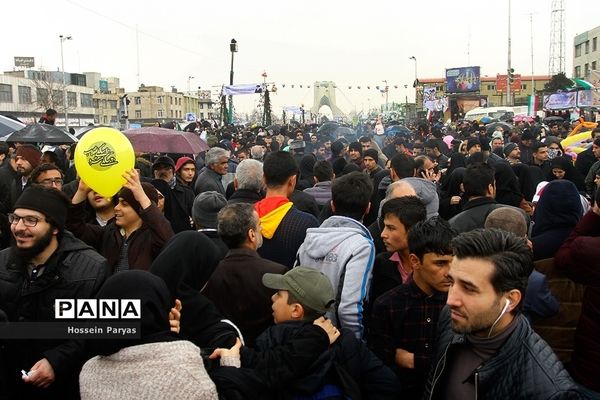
[
  {"xmin": 38, "ymin": 178, "xmax": 63, "ymax": 187},
  {"xmin": 8, "ymin": 213, "xmax": 46, "ymax": 227}
]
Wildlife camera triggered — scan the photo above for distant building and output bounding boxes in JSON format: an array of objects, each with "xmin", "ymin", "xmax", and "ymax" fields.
[
  {"xmin": 416, "ymin": 74, "xmax": 551, "ymax": 109},
  {"xmin": 127, "ymin": 85, "xmax": 215, "ymax": 126},
  {"xmin": 573, "ymin": 25, "xmax": 600, "ymax": 79},
  {"xmin": 1, "ymin": 70, "xmax": 95, "ymax": 126}
]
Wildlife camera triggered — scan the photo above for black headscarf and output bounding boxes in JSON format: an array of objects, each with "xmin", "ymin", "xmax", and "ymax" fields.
[
  {"xmin": 150, "ymin": 232, "xmax": 238, "ymax": 349},
  {"xmin": 494, "ymin": 161, "xmax": 524, "ymax": 208},
  {"xmin": 547, "ymin": 156, "xmax": 586, "ymax": 191},
  {"xmin": 87, "ymin": 271, "xmax": 177, "ymax": 357}
]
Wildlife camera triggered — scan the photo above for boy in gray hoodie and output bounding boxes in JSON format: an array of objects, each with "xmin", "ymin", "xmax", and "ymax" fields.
[{"xmin": 295, "ymin": 171, "xmax": 375, "ymax": 339}]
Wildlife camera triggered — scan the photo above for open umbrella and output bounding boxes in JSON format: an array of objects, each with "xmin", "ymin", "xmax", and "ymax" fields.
[
  {"xmin": 0, "ymin": 115, "xmax": 26, "ymax": 137},
  {"xmin": 333, "ymin": 126, "xmax": 356, "ymax": 138},
  {"xmin": 513, "ymin": 115, "xmax": 535, "ymax": 123},
  {"xmin": 486, "ymin": 122, "xmax": 513, "ymax": 134},
  {"xmin": 543, "ymin": 116, "xmax": 564, "ymax": 124},
  {"xmin": 124, "ymin": 127, "xmax": 208, "ymax": 154},
  {"xmin": 385, "ymin": 125, "xmax": 411, "ymax": 136},
  {"xmin": 316, "ymin": 121, "xmax": 340, "ymax": 137},
  {"xmin": 2, "ymin": 123, "xmax": 77, "ymax": 143},
  {"xmin": 75, "ymin": 125, "xmax": 112, "ymax": 138}
]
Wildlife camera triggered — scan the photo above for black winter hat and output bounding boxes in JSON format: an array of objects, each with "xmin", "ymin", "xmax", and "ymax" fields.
[{"xmin": 14, "ymin": 186, "xmax": 70, "ymax": 231}]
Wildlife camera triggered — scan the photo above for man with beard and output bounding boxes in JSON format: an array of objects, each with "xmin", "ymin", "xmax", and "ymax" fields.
[
  {"xmin": 13, "ymin": 144, "xmax": 42, "ymax": 204},
  {"xmin": 423, "ymin": 229, "xmax": 581, "ymax": 400},
  {"xmin": 0, "ymin": 185, "xmax": 108, "ymax": 398},
  {"xmin": 152, "ymin": 156, "xmax": 194, "ymax": 233}
]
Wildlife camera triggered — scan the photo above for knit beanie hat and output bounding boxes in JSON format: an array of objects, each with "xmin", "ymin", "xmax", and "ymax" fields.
[
  {"xmin": 363, "ymin": 148, "xmax": 379, "ymax": 163},
  {"xmin": 503, "ymin": 142, "xmax": 518, "ymax": 157},
  {"xmin": 116, "ymin": 183, "xmax": 159, "ymax": 215},
  {"xmin": 331, "ymin": 140, "xmax": 345, "ymax": 156},
  {"xmin": 14, "ymin": 185, "xmax": 69, "ymax": 231},
  {"xmin": 152, "ymin": 156, "xmax": 175, "ymax": 171},
  {"xmin": 192, "ymin": 191, "xmax": 227, "ymax": 228},
  {"xmin": 466, "ymin": 138, "xmax": 481, "ymax": 151},
  {"xmin": 175, "ymin": 156, "xmax": 194, "ymax": 172},
  {"xmin": 16, "ymin": 144, "xmax": 42, "ymax": 170}
]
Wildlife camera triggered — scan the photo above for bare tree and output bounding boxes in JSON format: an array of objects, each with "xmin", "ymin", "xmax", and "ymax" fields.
[{"xmin": 30, "ymin": 70, "xmax": 68, "ymax": 113}]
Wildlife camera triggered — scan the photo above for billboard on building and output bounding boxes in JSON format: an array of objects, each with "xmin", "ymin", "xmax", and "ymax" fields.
[
  {"xmin": 99, "ymin": 80, "xmax": 109, "ymax": 93},
  {"xmin": 14, "ymin": 57, "xmax": 34, "ymax": 68},
  {"xmin": 496, "ymin": 74, "xmax": 522, "ymax": 92},
  {"xmin": 446, "ymin": 66, "xmax": 481, "ymax": 93}
]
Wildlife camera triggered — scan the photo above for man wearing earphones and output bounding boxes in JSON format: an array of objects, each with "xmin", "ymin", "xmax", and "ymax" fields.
[{"xmin": 423, "ymin": 228, "xmax": 581, "ymax": 400}]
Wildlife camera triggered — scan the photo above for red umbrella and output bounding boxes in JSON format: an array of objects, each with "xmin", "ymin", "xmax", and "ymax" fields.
[{"xmin": 123, "ymin": 127, "xmax": 209, "ymax": 154}]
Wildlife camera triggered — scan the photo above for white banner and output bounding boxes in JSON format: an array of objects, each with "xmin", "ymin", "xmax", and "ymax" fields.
[{"xmin": 222, "ymin": 83, "xmax": 266, "ymax": 96}]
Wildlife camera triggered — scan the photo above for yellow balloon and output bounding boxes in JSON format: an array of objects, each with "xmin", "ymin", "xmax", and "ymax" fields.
[{"xmin": 74, "ymin": 127, "xmax": 135, "ymax": 197}]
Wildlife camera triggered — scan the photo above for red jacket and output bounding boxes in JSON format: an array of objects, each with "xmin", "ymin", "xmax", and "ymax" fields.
[{"xmin": 555, "ymin": 209, "xmax": 600, "ymax": 391}]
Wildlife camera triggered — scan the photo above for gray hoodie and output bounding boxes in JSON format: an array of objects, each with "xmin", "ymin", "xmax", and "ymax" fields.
[
  {"xmin": 402, "ymin": 177, "xmax": 439, "ymax": 219},
  {"xmin": 295, "ymin": 216, "xmax": 375, "ymax": 339}
]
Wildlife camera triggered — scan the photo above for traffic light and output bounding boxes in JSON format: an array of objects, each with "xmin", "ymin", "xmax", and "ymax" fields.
[{"xmin": 508, "ymin": 68, "xmax": 515, "ymax": 84}]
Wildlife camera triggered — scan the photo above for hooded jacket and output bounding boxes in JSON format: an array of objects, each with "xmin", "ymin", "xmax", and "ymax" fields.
[
  {"xmin": 296, "ymin": 216, "xmax": 375, "ymax": 339},
  {"xmin": 402, "ymin": 177, "xmax": 439, "ymax": 219}
]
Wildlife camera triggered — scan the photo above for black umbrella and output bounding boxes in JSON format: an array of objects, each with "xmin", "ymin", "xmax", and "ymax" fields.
[
  {"xmin": 486, "ymin": 122, "xmax": 513, "ymax": 135},
  {"xmin": 75, "ymin": 125, "xmax": 110, "ymax": 138},
  {"xmin": 2, "ymin": 123, "xmax": 78, "ymax": 144},
  {"xmin": 0, "ymin": 115, "xmax": 26, "ymax": 137},
  {"xmin": 543, "ymin": 116, "xmax": 564, "ymax": 124},
  {"xmin": 316, "ymin": 121, "xmax": 340, "ymax": 137}
]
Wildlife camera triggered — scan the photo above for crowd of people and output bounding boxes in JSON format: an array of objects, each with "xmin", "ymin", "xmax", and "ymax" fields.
[{"xmin": 0, "ymin": 113, "xmax": 599, "ymax": 399}]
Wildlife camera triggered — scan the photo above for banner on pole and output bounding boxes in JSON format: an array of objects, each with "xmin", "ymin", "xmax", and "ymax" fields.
[{"xmin": 222, "ymin": 83, "xmax": 266, "ymax": 96}]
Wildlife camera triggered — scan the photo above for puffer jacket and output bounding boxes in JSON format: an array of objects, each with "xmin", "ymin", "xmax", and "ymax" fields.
[
  {"xmin": 0, "ymin": 231, "xmax": 109, "ymax": 399},
  {"xmin": 422, "ymin": 307, "xmax": 581, "ymax": 400}
]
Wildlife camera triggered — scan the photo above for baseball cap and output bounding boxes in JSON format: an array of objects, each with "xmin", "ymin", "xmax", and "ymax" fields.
[{"xmin": 262, "ymin": 267, "xmax": 335, "ymax": 313}]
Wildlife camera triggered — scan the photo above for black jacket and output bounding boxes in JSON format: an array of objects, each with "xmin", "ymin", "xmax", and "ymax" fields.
[
  {"xmin": 423, "ymin": 308, "xmax": 581, "ymax": 400},
  {"xmin": 212, "ymin": 321, "xmax": 401, "ymax": 400},
  {"xmin": 0, "ymin": 231, "xmax": 109, "ymax": 399},
  {"xmin": 228, "ymin": 189, "xmax": 263, "ymax": 204},
  {"xmin": 449, "ymin": 197, "xmax": 526, "ymax": 234}
]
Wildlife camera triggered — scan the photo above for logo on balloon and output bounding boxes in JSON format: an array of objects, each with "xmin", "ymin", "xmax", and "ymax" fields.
[{"xmin": 83, "ymin": 142, "xmax": 118, "ymax": 171}]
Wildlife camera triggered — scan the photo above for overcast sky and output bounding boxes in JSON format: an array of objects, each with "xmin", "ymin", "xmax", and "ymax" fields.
[{"xmin": 2, "ymin": 0, "xmax": 599, "ymax": 115}]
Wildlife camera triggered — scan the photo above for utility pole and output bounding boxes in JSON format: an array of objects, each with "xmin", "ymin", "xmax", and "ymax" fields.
[
  {"xmin": 59, "ymin": 35, "xmax": 72, "ymax": 129},
  {"xmin": 506, "ymin": 0, "xmax": 512, "ymax": 106}
]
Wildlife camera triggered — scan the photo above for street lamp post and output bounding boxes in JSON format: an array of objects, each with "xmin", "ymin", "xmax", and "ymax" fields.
[
  {"xmin": 187, "ymin": 76, "xmax": 194, "ymax": 94},
  {"xmin": 409, "ymin": 56, "xmax": 418, "ymax": 114},
  {"xmin": 228, "ymin": 39, "xmax": 238, "ymax": 125},
  {"xmin": 382, "ymin": 80, "xmax": 389, "ymax": 111},
  {"xmin": 59, "ymin": 35, "xmax": 72, "ymax": 129}
]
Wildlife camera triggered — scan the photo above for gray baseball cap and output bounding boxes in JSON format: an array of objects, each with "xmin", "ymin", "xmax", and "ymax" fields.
[{"xmin": 263, "ymin": 267, "xmax": 335, "ymax": 313}]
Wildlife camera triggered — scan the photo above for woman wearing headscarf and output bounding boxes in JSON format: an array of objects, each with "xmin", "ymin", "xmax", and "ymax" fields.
[
  {"xmin": 80, "ymin": 271, "xmax": 230, "ymax": 399},
  {"xmin": 296, "ymin": 154, "xmax": 317, "ymax": 191},
  {"xmin": 547, "ymin": 156, "xmax": 586, "ymax": 192},
  {"xmin": 494, "ymin": 160, "xmax": 526, "ymax": 208},
  {"xmin": 531, "ymin": 179, "xmax": 583, "ymax": 260},
  {"xmin": 150, "ymin": 233, "xmax": 238, "ymax": 349}
]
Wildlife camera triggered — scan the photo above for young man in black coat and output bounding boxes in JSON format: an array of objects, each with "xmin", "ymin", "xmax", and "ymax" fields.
[
  {"xmin": 423, "ymin": 229, "xmax": 581, "ymax": 399},
  {"xmin": 0, "ymin": 186, "xmax": 108, "ymax": 399}
]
